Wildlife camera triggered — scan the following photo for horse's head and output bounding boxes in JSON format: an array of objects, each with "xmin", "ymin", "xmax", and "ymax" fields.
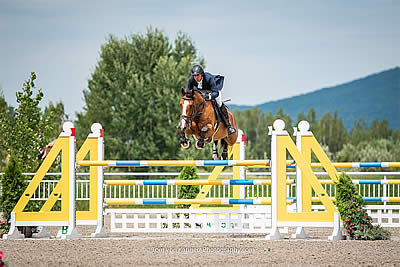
[{"xmin": 178, "ymin": 88, "xmax": 205, "ymax": 132}]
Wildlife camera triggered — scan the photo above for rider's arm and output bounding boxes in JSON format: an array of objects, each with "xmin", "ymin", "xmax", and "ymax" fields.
[
  {"xmin": 207, "ymin": 91, "xmax": 219, "ymax": 100},
  {"xmin": 187, "ymin": 76, "xmax": 195, "ymax": 91},
  {"xmin": 207, "ymin": 74, "xmax": 220, "ymax": 100}
]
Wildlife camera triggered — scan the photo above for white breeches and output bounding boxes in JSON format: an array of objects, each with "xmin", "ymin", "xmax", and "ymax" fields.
[{"xmin": 215, "ymin": 93, "xmax": 222, "ymax": 107}]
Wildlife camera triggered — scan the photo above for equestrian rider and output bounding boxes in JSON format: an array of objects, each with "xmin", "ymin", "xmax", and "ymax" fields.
[{"xmin": 186, "ymin": 64, "xmax": 236, "ymax": 135}]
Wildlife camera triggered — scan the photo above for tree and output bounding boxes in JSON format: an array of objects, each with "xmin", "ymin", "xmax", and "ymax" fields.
[
  {"xmin": 0, "ymin": 92, "xmax": 9, "ymax": 168},
  {"xmin": 296, "ymin": 111, "xmax": 307, "ymax": 124},
  {"xmin": 76, "ymin": 28, "xmax": 203, "ymax": 167},
  {"xmin": 318, "ymin": 111, "xmax": 348, "ymax": 153},
  {"xmin": 234, "ymin": 107, "xmax": 292, "ymax": 159},
  {"xmin": 177, "ymin": 165, "xmax": 200, "ymax": 208},
  {"xmin": 0, "ymin": 156, "xmax": 27, "ymax": 221},
  {"xmin": 307, "ymin": 108, "xmax": 320, "ymax": 138},
  {"xmin": 350, "ymin": 118, "xmax": 370, "ymax": 146},
  {"xmin": 0, "ymin": 90, "xmax": 7, "ymax": 113},
  {"xmin": 43, "ymin": 101, "xmax": 69, "ymax": 142},
  {"xmin": 234, "ymin": 108, "xmax": 267, "ymax": 159},
  {"xmin": 336, "ymin": 139, "xmax": 395, "ymax": 163},
  {"xmin": 274, "ymin": 107, "xmax": 293, "ymax": 136},
  {"xmin": 0, "ymin": 72, "xmax": 53, "ymax": 172},
  {"xmin": 370, "ymin": 120, "xmax": 392, "ymax": 140},
  {"xmin": 307, "ymin": 107, "xmax": 317, "ymax": 125}
]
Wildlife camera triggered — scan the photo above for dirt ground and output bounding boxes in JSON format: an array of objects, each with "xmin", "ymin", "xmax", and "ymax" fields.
[{"xmin": 1, "ymin": 226, "xmax": 399, "ymax": 266}]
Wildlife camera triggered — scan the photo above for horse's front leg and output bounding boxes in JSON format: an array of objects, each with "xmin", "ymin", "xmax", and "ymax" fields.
[
  {"xmin": 195, "ymin": 125, "xmax": 209, "ymax": 149},
  {"xmin": 212, "ymin": 140, "xmax": 219, "ymax": 160},
  {"xmin": 180, "ymin": 131, "xmax": 191, "ymax": 149}
]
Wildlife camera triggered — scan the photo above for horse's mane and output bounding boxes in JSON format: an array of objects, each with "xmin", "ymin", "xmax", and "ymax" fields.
[
  {"xmin": 188, "ymin": 89, "xmax": 205, "ymax": 100},
  {"xmin": 183, "ymin": 89, "xmax": 204, "ymax": 102}
]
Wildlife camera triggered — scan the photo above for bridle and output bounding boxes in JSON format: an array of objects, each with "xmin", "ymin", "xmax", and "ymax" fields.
[{"xmin": 180, "ymin": 92, "xmax": 206, "ymax": 131}]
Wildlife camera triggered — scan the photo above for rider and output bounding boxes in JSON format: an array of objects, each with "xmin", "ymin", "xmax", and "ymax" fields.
[{"xmin": 186, "ymin": 64, "xmax": 236, "ymax": 135}]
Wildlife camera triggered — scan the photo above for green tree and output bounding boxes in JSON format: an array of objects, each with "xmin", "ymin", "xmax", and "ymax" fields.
[
  {"xmin": 0, "ymin": 156, "xmax": 27, "ymax": 221},
  {"xmin": 370, "ymin": 119, "xmax": 392, "ymax": 140},
  {"xmin": 350, "ymin": 118, "xmax": 370, "ymax": 146},
  {"xmin": 0, "ymin": 90, "xmax": 7, "ymax": 113},
  {"xmin": 307, "ymin": 107, "xmax": 317, "ymax": 125},
  {"xmin": 296, "ymin": 111, "xmax": 307, "ymax": 124},
  {"xmin": 336, "ymin": 139, "xmax": 395, "ymax": 163},
  {"xmin": 43, "ymin": 101, "xmax": 69, "ymax": 141},
  {"xmin": 307, "ymin": 107, "xmax": 320, "ymax": 138},
  {"xmin": 234, "ymin": 108, "xmax": 268, "ymax": 159},
  {"xmin": 177, "ymin": 165, "xmax": 200, "ymax": 208},
  {"xmin": 234, "ymin": 107, "xmax": 292, "ymax": 159},
  {"xmin": 274, "ymin": 107, "xmax": 293, "ymax": 136},
  {"xmin": 0, "ymin": 92, "xmax": 9, "ymax": 168},
  {"xmin": 0, "ymin": 72, "xmax": 53, "ymax": 172},
  {"xmin": 76, "ymin": 28, "xmax": 203, "ymax": 167},
  {"xmin": 318, "ymin": 111, "xmax": 348, "ymax": 153}
]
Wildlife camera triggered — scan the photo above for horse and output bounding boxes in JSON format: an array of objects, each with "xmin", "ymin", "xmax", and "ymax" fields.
[{"xmin": 178, "ymin": 88, "xmax": 238, "ymax": 160}]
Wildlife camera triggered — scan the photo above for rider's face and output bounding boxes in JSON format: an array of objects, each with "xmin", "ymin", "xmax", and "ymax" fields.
[{"xmin": 193, "ymin": 74, "xmax": 203, "ymax": 83}]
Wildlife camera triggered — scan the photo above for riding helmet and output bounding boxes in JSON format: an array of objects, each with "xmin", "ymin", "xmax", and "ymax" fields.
[{"xmin": 191, "ymin": 64, "xmax": 204, "ymax": 76}]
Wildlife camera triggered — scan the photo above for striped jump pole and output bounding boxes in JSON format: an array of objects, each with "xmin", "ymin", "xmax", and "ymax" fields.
[
  {"xmin": 107, "ymin": 197, "xmax": 400, "ymax": 205},
  {"xmin": 77, "ymin": 159, "xmax": 274, "ymax": 167},
  {"xmin": 286, "ymin": 197, "xmax": 400, "ymax": 202},
  {"xmin": 105, "ymin": 179, "xmax": 294, "ymax": 186},
  {"xmin": 361, "ymin": 197, "xmax": 400, "ymax": 202},
  {"xmin": 105, "ymin": 198, "xmax": 294, "ymax": 205},
  {"xmin": 247, "ymin": 162, "xmax": 400, "ymax": 169},
  {"xmin": 317, "ymin": 179, "xmax": 400, "ymax": 185},
  {"xmin": 310, "ymin": 162, "xmax": 400, "ymax": 168}
]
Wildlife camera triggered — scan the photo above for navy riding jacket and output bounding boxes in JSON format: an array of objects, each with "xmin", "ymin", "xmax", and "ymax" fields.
[{"xmin": 186, "ymin": 72, "xmax": 224, "ymax": 99}]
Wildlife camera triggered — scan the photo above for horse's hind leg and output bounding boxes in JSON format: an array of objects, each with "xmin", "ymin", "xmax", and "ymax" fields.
[
  {"xmin": 212, "ymin": 140, "xmax": 219, "ymax": 160},
  {"xmin": 221, "ymin": 139, "xmax": 228, "ymax": 160}
]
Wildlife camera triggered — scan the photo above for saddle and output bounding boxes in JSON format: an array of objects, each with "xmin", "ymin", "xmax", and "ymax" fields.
[{"xmin": 199, "ymin": 90, "xmax": 222, "ymax": 136}]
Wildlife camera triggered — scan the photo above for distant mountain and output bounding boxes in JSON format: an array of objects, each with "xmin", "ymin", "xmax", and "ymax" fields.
[{"xmin": 228, "ymin": 67, "xmax": 400, "ymax": 129}]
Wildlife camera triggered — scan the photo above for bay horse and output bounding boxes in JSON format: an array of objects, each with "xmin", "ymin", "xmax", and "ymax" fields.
[{"xmin": 178, "ymin": 88, "xmax": 238, "ymax": 160}]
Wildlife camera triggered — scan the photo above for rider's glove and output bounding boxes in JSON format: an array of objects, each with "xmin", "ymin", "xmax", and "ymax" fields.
[{"xmin": 207, "ymin": 93, "xmax": 213, "ymax": 100}]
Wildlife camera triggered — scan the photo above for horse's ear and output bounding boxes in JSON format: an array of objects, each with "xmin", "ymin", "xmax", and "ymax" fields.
[{"xmin": 181, "ymin": 88, "xmax": 186, "ymax": 96}]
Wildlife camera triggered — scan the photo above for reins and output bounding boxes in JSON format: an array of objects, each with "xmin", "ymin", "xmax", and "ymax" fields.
[{"xmin": 181, "ymin": 92, "xmax": 206, "ymax": 131}]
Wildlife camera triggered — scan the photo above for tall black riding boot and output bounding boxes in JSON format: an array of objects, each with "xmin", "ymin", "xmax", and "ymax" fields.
[{"xmin": 220, "ymin": 104, "xmax": 236, "ymax": 135}]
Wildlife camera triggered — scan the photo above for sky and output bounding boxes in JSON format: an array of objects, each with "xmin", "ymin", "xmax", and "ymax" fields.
[{"xmin": 0, "ymin": 0, "xmax": 399, "ymax": 119}]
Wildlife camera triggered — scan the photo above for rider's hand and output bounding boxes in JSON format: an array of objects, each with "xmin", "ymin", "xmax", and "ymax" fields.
[{"xmin": 207, "ymin": 93, "xmax": 212, "ymax": 100}]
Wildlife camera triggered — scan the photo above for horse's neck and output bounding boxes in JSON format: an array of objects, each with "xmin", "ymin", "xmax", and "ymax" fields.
[
  {"xmin": 193, "ymin": 95, "xmax": 205, "ymax": 110},
  {"xmin": 198, "ymin": 101, "xmax": 216, "ymax": 122}
]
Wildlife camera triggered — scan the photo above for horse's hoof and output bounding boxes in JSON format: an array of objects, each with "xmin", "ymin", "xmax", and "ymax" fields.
[
  {"xmin": 212, "ymin": 154, "xmax": 219, "ymax": 160},
  {"xmin": 222, "ymin": 152, "xmax": 228, "ymax": 160},
  {"xmin": 181, "ymin": 139, "xmax": 192, "ymax": 149},
  {"xmin": 195, "ymin": 140, "xmax": 204, "ymax": 149}
]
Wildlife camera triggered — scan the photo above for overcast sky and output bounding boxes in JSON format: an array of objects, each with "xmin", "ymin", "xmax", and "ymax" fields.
[{"xmin": 1, "ymin": 0, "xmax": 399, "ymax": 119}]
